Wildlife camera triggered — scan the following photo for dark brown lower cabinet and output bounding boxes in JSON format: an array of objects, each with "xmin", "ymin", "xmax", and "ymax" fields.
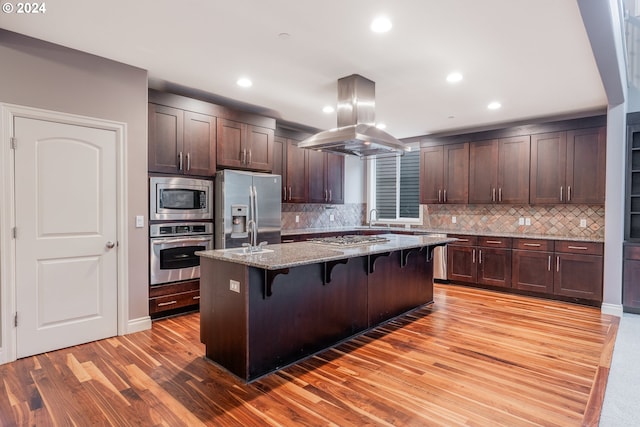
[
  {"xmin": 623, "ymin": 243, "xmax": 640, "ymax": 312},
  {"xmin": 149, "ymin": 279, "xmax": 200, "ymax": 318},
  {"xmin": 448, "ymin": 245, "xmax": 477, "ymax": 283},
  {"xmin": 477, "ymin": 247, "xmax": 511, "ymax": 288},
  {"xmin": 512, "ymin": 238, "xmax": 555, "ymax": 293},
  {"xmin": 447, "ymin": 235, "xmax": 511, "ymax": 288},
  {"xmin": 553, "ymin": 241, "xmax": 603, "ymax": 301}
]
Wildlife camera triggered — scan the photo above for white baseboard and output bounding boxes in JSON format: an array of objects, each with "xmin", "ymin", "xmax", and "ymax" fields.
[
  {"xmin": 126, "ymin": 316, "xmax": 152, "ymax": 334},
  {"xmin": 0, "ymin": 347, "xmax": 5, "ymax": 365},
  {"xmin": 601, "ymin": 303, "xmax": 623, "ymax": 318}
]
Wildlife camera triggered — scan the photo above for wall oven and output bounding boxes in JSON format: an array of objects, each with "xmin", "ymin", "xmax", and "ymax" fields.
[
  {"xmin": 150, "ymin": 176, "xmax": 213, "ymax": 221},
  {"xmin": 150, "ymin": 222, "xmax": 213, "ymax": 286}
]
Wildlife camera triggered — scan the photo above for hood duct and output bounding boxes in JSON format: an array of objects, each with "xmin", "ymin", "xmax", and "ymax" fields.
[{"xmin": 297, "ymin": 74, "xmax": 409, "ymax": 157}]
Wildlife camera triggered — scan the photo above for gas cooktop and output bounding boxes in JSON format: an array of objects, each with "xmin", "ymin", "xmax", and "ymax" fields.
[{"xmin": 307, "ymin": 235, "xmax": 390, "ymax": 247}]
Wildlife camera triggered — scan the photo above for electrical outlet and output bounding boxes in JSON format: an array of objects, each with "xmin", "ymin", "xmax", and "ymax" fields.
[
  {"xmin": 525, "ymin": 218, "xmax": 531, "ymax": 226},
  {"xmin": 135, "ymin": 215, "xmax": 144, "ymax": 228},
  {"xmin": 518, "ymin": 218, "xmax": 524, "ymax": 226},
  {"xmin": 229, "ymin": 280, "xmax": 240, "ymax": 293},
  {"xmin": 330, "ymin": 214, "xmax": 335, "ymax": 221},
  {"xmin": 451, "ymin": 216, "xmax": 457, "ymax": 224},
  {"xmin": 580, "ymin": 219, "xmax": 587, "ymax": 228},
  {"xmin": 295, "ymin": 215, "xmax": 299, "ymax": 223}
]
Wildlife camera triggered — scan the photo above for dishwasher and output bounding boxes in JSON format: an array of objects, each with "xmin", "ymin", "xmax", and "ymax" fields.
[{"xmin": 429, "ymin": 234, "xmax": 448, "ymax": 282}]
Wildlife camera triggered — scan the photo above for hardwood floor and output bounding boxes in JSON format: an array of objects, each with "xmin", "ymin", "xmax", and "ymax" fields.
[{"xmin": 0, "ymin": 284, "xmax": 618, "ymax": 426}]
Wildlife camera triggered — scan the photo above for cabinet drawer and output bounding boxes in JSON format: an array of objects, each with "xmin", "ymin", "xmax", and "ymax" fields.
[
  {"xmin": 478, "ymin": 236, "xmax": 511, "ymax": 248},
  {"xmin": 555, "ymin": 241, "xmax": 603, "ymax": 255},
  {"xmin": 624, "ymin": 243, "xmax": 640, "ymax": 260},
  {"xmin": 512, "ymin": 238, "xmax": 554, "ymax": 252},
  {"xmin": 150, "ymin": 290, "xmax": 200, "ymax": 314},
  {"xmin": 449, "ymin": 234, "xmax": 477, "ymax": 246}
]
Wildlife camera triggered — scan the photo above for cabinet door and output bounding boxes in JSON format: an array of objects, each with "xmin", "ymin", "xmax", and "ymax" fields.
[
  {"xmin": 447, "ymin": 245, "xmax": 477, "ymax": 283},
  {"xmin": 443, "ymin": 143, "xmax": 469, "ymax": 203},
  {"xmin": 498, "ymin": 136, "xmax": 530, "ymax": 203},
  {"xmin": 246, "ymin": 125, "xmax": 274, "ymax": 171},
  {"xmin": 554, "ymin": 253, "xmax": 603, "ymax": 301},
  {"xmin": 148, "ymin": 104, "xmax": 183, "ymax": 174},
  {"xmin": 307, "ymin": 150, "xmax": 327, "ymax": 203},
  {"xmin": 420, "ymin": 146, "xmax": 444, "ymax": 204},
  {"xmin": 566, "ymin": 127, "xmax": 606, "ymax": 204},
  {"xmin": 469, "ymin": 139, "xmax": 498, "ymax": 203},
  {"xmin": 272, "ymin": 136, "xmax": 286, "ymax": 181},
  {"xmin": 512, "ymin": 250, "xmax": 553, "ymax": 293},
  {"xmin": 217, "ymin": 118, "xmax": 245, "ymax": 168},
  {"xmin": 530, "ymin": 132, "xmax": 567, "ymax": 204},
  {"xmin": 183, "ymin": 111, "xmax": 216, "ymax": 176},
  {"xmin": 286, "ymin": 140, "xmax": 308, "ymax": 203},
  {"xmin": 623, "ymin": 244, "xmax": 640, "ymax": 310},
  {"xmin": 326, "ymin": 153, "xmax": 344, "ymax": 204},
  {"xmin": 477, "ymin": 247, "xmax": 511, "ymax": 288}
]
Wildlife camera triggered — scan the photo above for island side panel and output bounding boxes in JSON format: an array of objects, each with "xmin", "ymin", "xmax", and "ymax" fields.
[
  {"xmin": 200, "ymin": 258, "xmax": 250, "ymax": 379},
  {"xmin": 247, "ymin": 256, "xmax": 369, "ymax": 380},
  {"xmin": 367, "ymin": 247, "xmax": 435, "ymax": 326}
]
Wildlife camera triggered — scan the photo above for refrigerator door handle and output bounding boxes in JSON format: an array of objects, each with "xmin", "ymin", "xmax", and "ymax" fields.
[{"xmin": 253, "ymin": 185, "xmax": 259, "ymax": 229}]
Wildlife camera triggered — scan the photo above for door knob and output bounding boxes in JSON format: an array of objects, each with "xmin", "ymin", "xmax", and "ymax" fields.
[{"xmin": 106, "ymin": 241, "xmax": 116, "ymax": 249}]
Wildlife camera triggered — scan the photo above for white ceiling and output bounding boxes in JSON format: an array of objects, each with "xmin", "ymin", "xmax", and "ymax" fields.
[{"xmin": 0, "ymin": 0, "xmax": 607, "ymax": 138}]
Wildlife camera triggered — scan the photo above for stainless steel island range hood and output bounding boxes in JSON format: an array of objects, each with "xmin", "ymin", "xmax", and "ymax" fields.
[{"xmin": 298, "ymin": 74, "xmax": 409, "ymax": 157}]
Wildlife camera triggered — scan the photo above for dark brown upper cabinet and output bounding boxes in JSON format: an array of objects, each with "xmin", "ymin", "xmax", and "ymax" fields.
[
  {"xmin": 468, "ymin": 136, "xmax": 530, "ymax": 204},
  {"xmin": 274, "ymin": 136, "xmax": 308, "ymax": 203},
  {"xmin": 217, "ymin": 118, "xmax": 274, "ymax": 172},
  {"xmin": 148, "ymin": 103, "xmax": 216, "ymax": 176},
  {"xmin": 530, "ymin": 127, "xmax": 606, "ymax": 204},
  {"xmin": 420, "ymin": 143, "xmax": 469, "ymax": 204},
  {"xmin": 307, "ymin": 150, "xmax": 345, "ymax": 204}
]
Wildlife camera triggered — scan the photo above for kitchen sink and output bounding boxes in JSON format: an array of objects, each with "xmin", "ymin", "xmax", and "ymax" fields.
[{"xmin": 222, "ymin": 247, "xmax": 274, "ymax": 256}]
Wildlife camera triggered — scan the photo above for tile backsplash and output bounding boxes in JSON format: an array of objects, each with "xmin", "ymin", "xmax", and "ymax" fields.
[
  {"xmin": 423, "ymin": 204, "xmax": 604, "ymax": 239},
  {"xmin": 281, "ymin": 202, "xmax": 605, "ymax": 240},
  {"xmin": 282, "ymin": 203, "xmax": 365, "ymax": 229}
]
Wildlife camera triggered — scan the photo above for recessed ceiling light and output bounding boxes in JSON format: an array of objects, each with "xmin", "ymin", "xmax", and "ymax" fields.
[
  {"xmin": 487, "ymin": 101, "xmax": 502, "ymax": 110},
  {"xmin": 322, "ymin": 105, "xmax": 335, "ymax": 114},
  {"xmin": 278, "ymin": 32, "xmax": 291, "ymax": 40},
  {"xmin": 236, "ymin": 77, "xmax": 253, "ymax": 88},
  {"xmin": 446, "ymin": 72, "xmax": 463, "ymax": 83},
  {"xmin": 375, "ymin": 123, "xmax": 387, "ymax": 130},
  {"xmin": 370, "ymin": 16, "xmax": 392, "ymax": 33}
]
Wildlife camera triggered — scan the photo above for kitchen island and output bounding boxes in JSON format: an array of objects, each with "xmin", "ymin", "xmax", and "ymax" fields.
[{"xmin": 197, "ymin": 233, "xmax": 454, "ymax": 381}]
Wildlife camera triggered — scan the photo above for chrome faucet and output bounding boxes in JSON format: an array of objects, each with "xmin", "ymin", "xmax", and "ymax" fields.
[
  {"xmin": 246, "ymin": 219, "xmax": 257, "ymax": 249},
  {"xmin": 368, "ymin": 208, "xmax": 379, "ymax": 228}
]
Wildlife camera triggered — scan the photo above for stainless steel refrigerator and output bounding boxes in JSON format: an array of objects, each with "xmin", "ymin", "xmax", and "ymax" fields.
[{"xmin": 215, "ymin": 169, "xmax": 282, "ymax": 249}]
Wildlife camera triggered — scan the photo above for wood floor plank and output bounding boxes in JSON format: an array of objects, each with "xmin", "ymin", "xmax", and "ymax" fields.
[{"xmin": 0, "ymin": 284, "xmax": 618, "ymax": 426}]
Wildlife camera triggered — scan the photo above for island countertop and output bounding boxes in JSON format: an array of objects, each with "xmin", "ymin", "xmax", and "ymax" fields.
[{"xmin": 196, "ymin": 233, "xmax": 455, "ymax": 270}]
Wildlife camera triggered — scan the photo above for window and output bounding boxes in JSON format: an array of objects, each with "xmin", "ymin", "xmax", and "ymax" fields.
[{"xmin": 369, "ymin": 150, "xmax": 421, "ymax": 222}]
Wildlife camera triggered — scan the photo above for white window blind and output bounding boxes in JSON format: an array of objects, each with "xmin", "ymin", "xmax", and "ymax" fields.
[{"xmin": 374, "ymin": 151, "xmax": 420, "ymax": 220}]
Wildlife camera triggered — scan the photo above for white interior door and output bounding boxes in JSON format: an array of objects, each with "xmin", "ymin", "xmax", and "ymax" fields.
[{"xmin": 14, "ymin": 116, "xmax": 118, "ymax": 358}]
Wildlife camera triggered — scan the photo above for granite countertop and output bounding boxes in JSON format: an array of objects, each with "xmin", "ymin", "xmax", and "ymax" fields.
[
  {"xmin": 196, "ymin": 233, "xmax": 455, "ymax": 270},
  {"xmin": 281, "ymin": 226, "xmax": 603, "ymax": 243}
]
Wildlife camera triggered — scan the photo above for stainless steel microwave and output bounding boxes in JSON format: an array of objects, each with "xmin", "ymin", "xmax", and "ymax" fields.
[{"xmin": 149, "ymin": 176, "xmax": 213, "ymax": 221}]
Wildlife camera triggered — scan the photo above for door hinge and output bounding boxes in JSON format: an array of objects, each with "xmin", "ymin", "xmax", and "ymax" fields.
[
  {"xmin": 12, "ymin": 227, "xmax": 17, "ymax": 239},
  {"xmin": 14, "ymin": 313, "xmax": 18, "ymax": 327},
  {"xmin": 10, "ymin": 137, "xmax": 17, "ymax": 150}
]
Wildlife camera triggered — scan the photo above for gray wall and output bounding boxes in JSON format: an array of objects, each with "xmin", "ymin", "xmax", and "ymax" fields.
[{"xmin": 0, "ymin": 30, "xmax": 149, "ymax": 325}]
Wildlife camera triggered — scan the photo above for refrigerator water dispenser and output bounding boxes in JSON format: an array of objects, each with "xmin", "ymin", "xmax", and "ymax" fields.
[{"xmin": 230, "ymin": 204, "xmax": 248, "ymax": 238}]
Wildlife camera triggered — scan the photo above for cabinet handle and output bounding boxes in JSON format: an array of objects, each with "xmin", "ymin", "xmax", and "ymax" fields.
[
  {"xmin": 567, "ymin": 245, "xmax": 588, "ymax": 250},
  {"xmin": 192, "ymin": 296, "xmax": 200, "ymax": 300},
  {"xmin": 248, "ymin": 149, "xmax": 252, "ymax": 164},
  {"xmin": 556, "ymin": 256, "xmax": 560, "ymax": 272},
  {"xmin": 492, "ymin": 188, "xmax": 496, "ymax": 202},
  {"xmin": 158, "ymin": 300, "xmax": 177, "ymax": 307},
  {"xmin": 288, "ymin": 186, "xmax": 292, "ymax": 201},
  {"xmin": 523, "ymin": 243, "xmax": 541, "ymax": 247},
  {"xmin": 498, "ymin": 187, "xmax": 502, "ymax": 202},
  {"xmin": 178, "ymin": 152, "xmax": 183, "ymax": 171},
  {"xmin": 568, "ymin": 186, "xmax": 571, "ymax": 202},
  {"xmin": 458, "ymin": 239, "xmax": 469, "ymax": 242},
  {"xmin": 479, "ymin": 249, "xmax": 482, "ymax": 264},
  {"xmin": 325, "ymin": 190, "xmax": 328, "ymax": 202},
  {"xmin": 548, "ymin": 255, "xmax": 551, "ymax": 271},
  {"xmin": 242, "ymin": 148, "xmax": 247, "ymax": 164},
  {"xmin": 438, "ymin": 189, "xmax": 442, "ymax": 203},
  {"xmin": 283, "ymin": 186, "xmax": 286, "ymax": 201},
  {"xmin": 560, "ymin": 186, "xmax": 563, "ymax": 202},
  {"xmin": 186, "ymin": 153, "xmax": 191, "ymax": 171},
  {"xmin": 472, "ymin": 249, "xmax": 475, "ymax": 263},
  {"xmin": 329, "ymin": 189, "xmax": 332, "ymax": 202},
  {"xmin": 443, "ymin": 189, "xmax": 447, "ymax": 203},
  {"xmin": 486, "ymin": 240, "xmax": 502, "ymax": 244}
]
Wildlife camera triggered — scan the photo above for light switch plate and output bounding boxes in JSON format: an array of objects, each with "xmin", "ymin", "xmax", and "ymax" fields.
[
  {"xmin": 330, "ymin": 214, "xmax": 335, "ymax": 221},
  {"xmin": 451, "ymin": 216, "xmax": 457, "ymax": 224},
  {"xmin": 580, "ymin": 219, "xmax": 587, "ymax": 228},
  {"xmin": 295, "ymin": 215, "xmax": 299, "ymax": 223},
  {"xmin": 135, "ymin": 215, "xmax": 144, "ymax": 228},
  {"xmin": 525, "ymin": 218, "xmax": 531, "ymax": 226},
  {"xmin": 518, "ymin": 218, "xmax": 524, "ymax": 225}
]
